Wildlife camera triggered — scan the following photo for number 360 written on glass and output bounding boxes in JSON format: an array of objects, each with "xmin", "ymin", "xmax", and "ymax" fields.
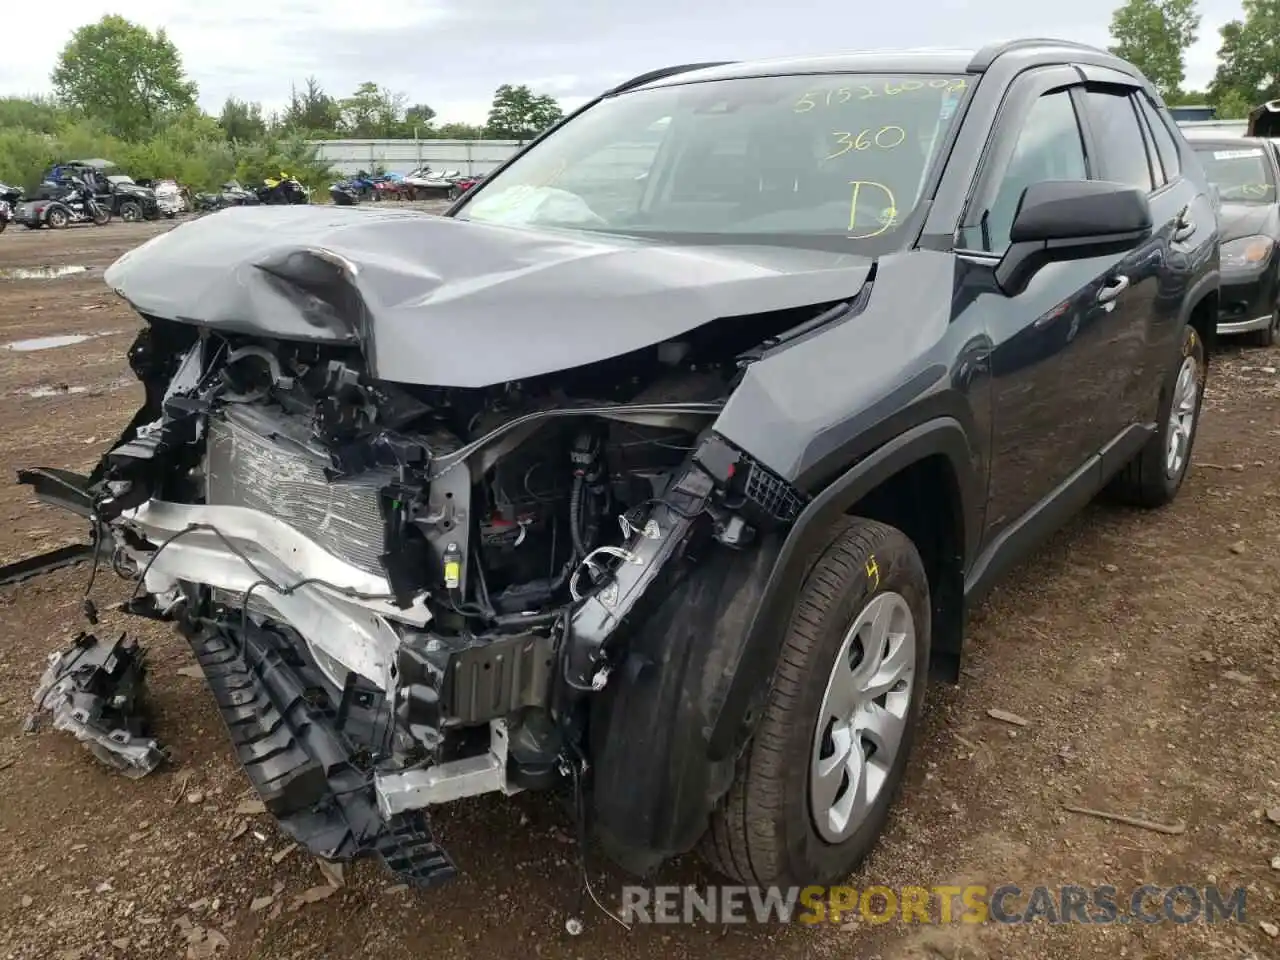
[{"xmin": 826, "ymin": 127, "xmax": 906, "ymax": 159}]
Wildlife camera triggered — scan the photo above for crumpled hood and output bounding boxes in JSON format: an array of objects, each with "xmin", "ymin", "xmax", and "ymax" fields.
[
  {"xmin": 103, "ymin": 205, "xmax": 872, "ymax": 388},
  {"xmin": 1218, "ymin": 202, "xmax": 1277, "ymax": 244}
]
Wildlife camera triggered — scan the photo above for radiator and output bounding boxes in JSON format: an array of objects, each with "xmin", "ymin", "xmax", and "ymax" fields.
[{"xmin": 204, "ymin": 405, "xmax": 391, "ymax": 576}]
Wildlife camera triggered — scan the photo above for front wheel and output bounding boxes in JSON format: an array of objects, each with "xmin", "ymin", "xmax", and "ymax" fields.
[
  {"xmin": 92, "ymin": 207, "xmax": 111, "ymax": 226},
  {"xmin": 701, "ymin": 517, "xmax": 930, "ymax": 887},
  {"xmin": 1108, "ymin": 323, "xmax": 1206, "ymax": 507},
  {"xmin": 1251, "ymin": 306, "xmax": 1280, "ymax": 348}
]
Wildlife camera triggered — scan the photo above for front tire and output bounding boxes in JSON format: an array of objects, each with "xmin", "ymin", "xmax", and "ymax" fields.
[
  {"xmin": 1251, "ymin": 306, "xmax": 1279, "ymax": 348},
  {"xmin": 701, "ymin": 517, "xmax": 930, "ymax": 887},
  {"xmin": 1109, "ymin": 323, "xmax": 1206, "ymax": 507},
  {"xmin": 118, "ymin": 199, "xmax": 142, "ymax": 222}
]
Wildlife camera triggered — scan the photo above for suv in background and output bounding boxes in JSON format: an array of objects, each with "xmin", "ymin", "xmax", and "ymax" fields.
[{"xmin": 24, "ymin": 39, "xmax": 1218, "ymax": 892}]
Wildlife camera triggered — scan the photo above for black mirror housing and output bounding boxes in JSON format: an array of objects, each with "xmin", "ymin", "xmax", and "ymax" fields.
[{"xmin": 996, "ymin": 180, "xmax": 1152, "ymax": 295}]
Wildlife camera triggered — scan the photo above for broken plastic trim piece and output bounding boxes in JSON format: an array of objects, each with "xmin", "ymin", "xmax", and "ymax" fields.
[
  {"xmin": 0, "ymin": 542, "xmax": 97, "ymax": 587},
  {"xmin": 29, "ymin": 632, "xmax": 166, "ymax": 778},
  {"xmin": 184, "ymin": 615, "xmax": 457, "ymax": 887}
]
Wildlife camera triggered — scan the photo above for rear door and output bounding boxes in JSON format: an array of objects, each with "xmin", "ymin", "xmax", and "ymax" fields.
[
  {"xmin": 1075, "ymin": 75, "xmax": 1199, "ymax": 431},
  {"xmin": 952, "ymin": 67, "xmax": 1134, "ymax": 542}
]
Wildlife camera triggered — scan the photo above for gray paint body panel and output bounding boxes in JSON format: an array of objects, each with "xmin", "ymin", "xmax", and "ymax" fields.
[{"xmin": 103, "ymin": 205, "xmax": 872, "ymax": 389}]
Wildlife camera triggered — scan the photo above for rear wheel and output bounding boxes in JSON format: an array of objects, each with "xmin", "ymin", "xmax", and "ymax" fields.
[
  {"xmin": 701, "ymin": 517, "xmax": 930, "ymax": 886},
  {"xmin": 1109, "ymin": 323, "xmax": 1206, "ymax": 507},
  {"xmin": 46, "ymin": 206, "xmax": 69, "ymax": 229}
]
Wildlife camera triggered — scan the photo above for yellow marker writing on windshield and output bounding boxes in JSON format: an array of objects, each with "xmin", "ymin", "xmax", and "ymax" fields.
[
  {"xmin": 794, "ymin": 78, "xmax": 967, "ymax": 112},
  {"xmin": 847, "ymin": 180, "xmax": 898, "ymax": 239},
  {"xmin": 825, "ymin": 126, "xmax": 907, "ymax": 159}
]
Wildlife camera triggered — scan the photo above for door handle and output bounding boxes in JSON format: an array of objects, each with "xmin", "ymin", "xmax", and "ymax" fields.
[
  {"xmin": 1097, "ymin": 275, "xmax": 1130, "ymax": 303},
  {"xmin": 1173, "ymin": 219, "xmax": 1195, "ymax": 242}
]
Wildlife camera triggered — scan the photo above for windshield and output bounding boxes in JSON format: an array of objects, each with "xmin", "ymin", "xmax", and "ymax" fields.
[
  {"xmin": 455, "ymin": 73, "xmax": 970, "ymax": 249},
  {"xmin": 1192, "ymin": 144, "xmax": 1276, "ymax": 203}
]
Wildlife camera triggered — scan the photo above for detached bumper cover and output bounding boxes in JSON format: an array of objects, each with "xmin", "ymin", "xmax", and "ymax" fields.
[{"xmin": 183, "ymin": 615, "xmax": 457, "ymax": 887}]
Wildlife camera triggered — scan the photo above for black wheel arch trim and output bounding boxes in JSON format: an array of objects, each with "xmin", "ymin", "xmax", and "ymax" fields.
[
  {"xmin": 1180, "ymin": 268, "xmax": 1220, "ymax": 348},
  {"xmin": 706, "ymin": 415, "xmax": 981, "ymax": 761}
]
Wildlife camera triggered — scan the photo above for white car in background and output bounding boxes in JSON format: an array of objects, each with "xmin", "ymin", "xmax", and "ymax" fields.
[{"xmin": 137, "ymin": 178, "xmax": 187, "ymax": 218}]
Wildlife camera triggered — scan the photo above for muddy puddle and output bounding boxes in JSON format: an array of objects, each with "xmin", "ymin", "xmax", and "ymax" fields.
[{"xmin": 0, "ymin": 265, "xmax": 90, "ymax": 280}]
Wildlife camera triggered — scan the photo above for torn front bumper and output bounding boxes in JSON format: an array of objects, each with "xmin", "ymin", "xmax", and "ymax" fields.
[{"xmin": 183, "ymin": 613, "xmax": 457, "ymax": 887}]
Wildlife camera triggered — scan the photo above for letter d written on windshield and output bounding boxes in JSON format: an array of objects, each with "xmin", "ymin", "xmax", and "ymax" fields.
[{"xmin": 847, "ymin": 181, "xmax": 897, "ymax": 239}]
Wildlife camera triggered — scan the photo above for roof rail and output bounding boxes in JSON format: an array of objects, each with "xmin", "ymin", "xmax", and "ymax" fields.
[
  {"xmin": 607, "ymin": 62, "xmax": 736, "ymax": 95},
  {"xmin": 967, "ymin": 38, "xmax": 1108, "ymax": 72}
]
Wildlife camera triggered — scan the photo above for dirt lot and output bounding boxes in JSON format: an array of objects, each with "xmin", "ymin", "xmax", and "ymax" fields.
[{"xmin": 0, "ymin": 216, "xmax": 1277, "ymax": 960}]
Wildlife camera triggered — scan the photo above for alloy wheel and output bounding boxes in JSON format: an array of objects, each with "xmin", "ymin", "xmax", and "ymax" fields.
[{"xmin": 1165, "ymin": 355, "xmax": 1199, "ymax": 477}]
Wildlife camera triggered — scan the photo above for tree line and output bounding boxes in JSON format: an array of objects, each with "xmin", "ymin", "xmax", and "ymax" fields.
[
  {"xmin": 1109, "ymin": 0, "xmax": 1280, "ymax": 118},
  {"xmin": 0, "ymin": 15, "xmax": 567, "ymax": 193}
]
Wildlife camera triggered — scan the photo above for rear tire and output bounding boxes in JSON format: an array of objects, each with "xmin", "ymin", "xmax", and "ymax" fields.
[
  {"xmin": 46, "ymin": 207, "xmax": 69, "ymax": 229},
  {"xmin": 700, "ymin": 517, "xmax": 930, "ymax": 887},
  {"xmin": 1108, "ymin": 323, "xmax": 1206, "ymax": 508}
]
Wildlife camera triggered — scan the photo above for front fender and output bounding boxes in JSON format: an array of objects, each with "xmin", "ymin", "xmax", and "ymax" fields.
[
  {"xmin": 589, "ymin": 417, "xmax": 978, "ymax": 869},
  {"xmin": 705, "ymin": 416, "xmax": 979, "ymax": 761}
]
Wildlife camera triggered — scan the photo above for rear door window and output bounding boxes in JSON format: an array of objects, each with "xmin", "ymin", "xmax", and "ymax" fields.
[{"xmin": 1082, "ymin": 90, "xmax": 1155, "ymax": 193}]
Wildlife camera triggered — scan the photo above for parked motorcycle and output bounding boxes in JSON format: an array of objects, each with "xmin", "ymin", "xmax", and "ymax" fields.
[
  {"xmin": 15, "ymin": 182, "xmax": 111, "ymax": 229},
  {"xmin": 328, "ymin": 181, "xmax": 361, "ymax": 205},
  {"xmin": 192, "ymin": 181, "xmax": 260, "ymax": 212},
  {"xmin": 258, "ymin": 174, "xmax": 309, "ymax": 205}
]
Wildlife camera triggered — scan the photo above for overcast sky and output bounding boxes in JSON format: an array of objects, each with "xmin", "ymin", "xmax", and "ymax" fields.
[{"xmin": 0, "ymin": 1, "xmax": 1248, "ymax": 124}]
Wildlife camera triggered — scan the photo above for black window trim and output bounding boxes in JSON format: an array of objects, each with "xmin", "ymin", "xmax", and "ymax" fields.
[
  {"xmin": 1132, "ymin": 93, "xmax": 1167, "ymax": 185},
  {"xmin": 1136, "ymin": 92, "xmax": 1183, "ymax": 187},
  {"xmin": 954, "ymin": 65, "xmax": 1087, "ymax": 257}
]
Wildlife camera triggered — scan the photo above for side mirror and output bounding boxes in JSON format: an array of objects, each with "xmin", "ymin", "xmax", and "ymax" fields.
[{"xmin": 995, "ymin": 180, "xmax": 1152, "ymax": 295}]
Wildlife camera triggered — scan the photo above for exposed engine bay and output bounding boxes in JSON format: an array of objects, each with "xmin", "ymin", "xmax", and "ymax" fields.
[{"xmin": 23, "ymin": 306, "xmax": 816, "ymax": 886}]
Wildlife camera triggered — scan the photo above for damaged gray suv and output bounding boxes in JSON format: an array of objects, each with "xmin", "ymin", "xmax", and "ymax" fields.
[{"xmin": 22, "ymin": 40, "xmax": 1218, "ymax": 891}]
